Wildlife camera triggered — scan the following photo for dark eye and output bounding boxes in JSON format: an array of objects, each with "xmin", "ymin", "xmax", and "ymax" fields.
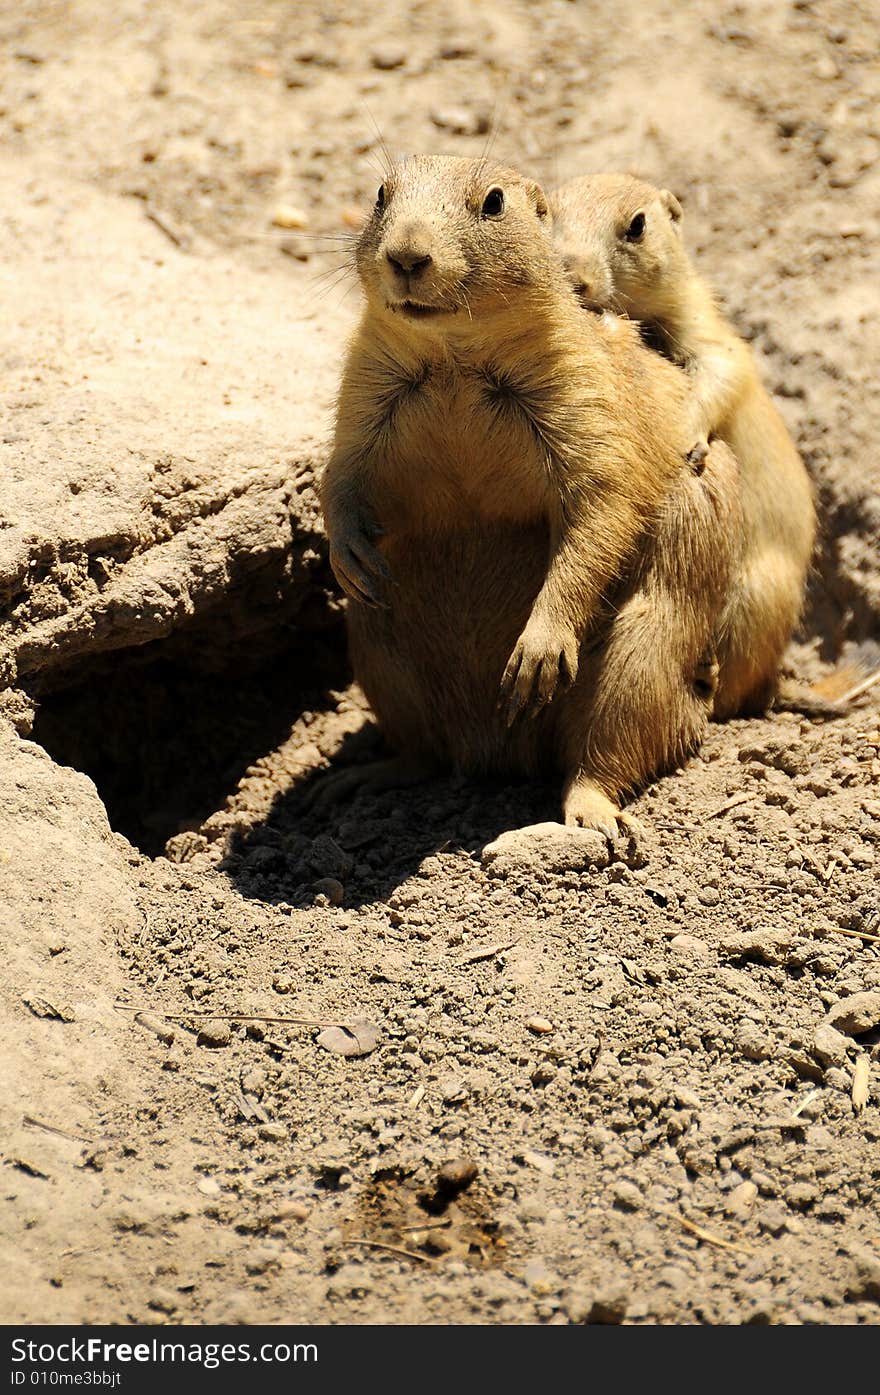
[
  {"xmin": 481, "ymin": 187, "xmax": 505, "ymax": 219},
  {"xmin": 376, "ymin": 184, "xmax": 386, "ymax": 211},
  {"xmin": 625, "ymin": 211, "xmax": 646, "ymax": 242}
]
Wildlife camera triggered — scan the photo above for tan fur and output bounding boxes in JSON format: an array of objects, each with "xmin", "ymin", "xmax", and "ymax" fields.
[
  {"xmin": 550, "ymin": 172, "xmax": 817, "ymax": 717},
  {"xmin": 320, "ymin": 156, "xmax": 741, "ymax": 828}
]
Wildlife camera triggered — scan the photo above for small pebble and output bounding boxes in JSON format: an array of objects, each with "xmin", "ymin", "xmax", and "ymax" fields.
[
  {"xmin": 274, "ymin": 1200, "xmax": 309, "ymax": 1223},
  {"xmin": 259, "ymin": 1122, "xmax": 289, "ymax": 1143},
  {"xmin": 148, "ymin": 1287, "xmax": 179, "ymax": 1315},
  {"xmin": 568, "ymin": 1283, "xmax": 628, "ymax": 1325},
  {"xmin": 725, "ymin": 1180, "xmax": 758, "ymax": 1216},
  {"xmin": 370, "ymin": 45, "xmax": 406, "ymax": 70},
  {"xmin": 430, "ymin": 105, "xmax": 491, "ymax": 136},
  {"xmin": 271, "ymin": 204, "xmax": 309, "ymax": 230},
  {"xmin": 436, "ymin": 1157, "xmax": 478, "ymax": 1195},
  {"xmin": 669, "ymin": 933, "xmax": 710, "ymax": 956},
  {"xmin": 313, "ymin": 876, "xmax": 344, "ymax": 905},
  {"xmin": 612, "ymin": 1180, "xmax": 643, "ymax": 1212},
  {"xmin": 197, "ymin": 1019, "xmax": 231, "ymax": 1048},
  {"xmin": 758, "ymin": 1205, "xmax": 788, "ymax": 1236},
  {"xmin": 524, "ymin": 1260, "xmax": 559, "ymax": 1296},
  {"xmin": 526, "ymin": 1016, "xmax": 554, "ymax": 1035}
]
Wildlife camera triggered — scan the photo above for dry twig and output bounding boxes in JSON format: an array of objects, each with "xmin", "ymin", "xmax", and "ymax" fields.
[
  {"xmin": 22, "ymin": 1115, "xmax": 92, "ymax": 1145},
  {"xmin": 145, "ymin": 208, "xmax": 189, "ymax": 250},
  {"xmin": 114, "ymin": 1002, "xmax": 339, "ymax": 1027},
  {"xmin": 706, "ymin": 793, "xmax": 754, "ymax": 819},
  {"xmin": 459, "ymin": 938, "xmax": 519, "ymax": 965},
  {"xmin": 339, "ymin": 1239, "xmax": 433, "ymax": 1263},
  {"xmin": 824, "ymin": 925, "xmax": 880, "ymax": 946},
  {"xmin": 670, "ymin": 1212, "xmax": 753, "ymax": 1255},
  {"xmin": 838, "ymin": 667, "xmax": 880, "ymax": 704}
]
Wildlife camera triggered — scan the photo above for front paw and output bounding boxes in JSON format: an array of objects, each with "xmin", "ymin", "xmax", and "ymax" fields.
[
  {"xmin": 686, "ymin": 437, "xmax": 709, "ymax": 473},
  {"xmin": 500, "ymin": 616, "xmax": 579, "ymax": 725},
  {"xmin": 328, "ymin": 513, "xmax": 391, "ymax": 608}
]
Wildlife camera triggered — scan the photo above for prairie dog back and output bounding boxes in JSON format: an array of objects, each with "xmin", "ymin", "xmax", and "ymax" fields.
[{"xmin": 549, "ymin": 171, "xmax": 816, "ymax": 716}]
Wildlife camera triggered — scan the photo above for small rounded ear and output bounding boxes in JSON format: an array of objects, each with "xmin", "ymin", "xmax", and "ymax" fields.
[
  {"xmin": 526, "ymin": 179, "xmax": 550, "ymax": 222},
  {"xmin": 660, "ymin": 188, "xmax": 683, "ymax": 223}
]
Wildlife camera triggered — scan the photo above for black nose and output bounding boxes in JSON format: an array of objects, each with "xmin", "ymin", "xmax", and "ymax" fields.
[
  {"xmin": 572, "ymin": 279, "xmax": 591, "ymax": 300},
  {"xmin": 386, "ymin": 249, "xmax": 433, "ymax": 276}
]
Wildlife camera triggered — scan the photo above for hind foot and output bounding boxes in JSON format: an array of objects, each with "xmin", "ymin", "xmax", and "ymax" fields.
[
  {"xmin": 693, "ymin": 651, "xmax": 720, "ymax": 704},
  {"xmin": 563, "ymin": 777, "xmax": 644, "ymax": 842},
  {"xmin": 301, "ymin": 756, "xmax": 432, "ymax": 812}
]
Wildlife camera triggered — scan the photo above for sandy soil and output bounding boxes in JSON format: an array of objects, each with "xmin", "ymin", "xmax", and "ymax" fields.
[{"xmin": 2, "ymin": 0, "xmax": 879, "ymax": 1326}]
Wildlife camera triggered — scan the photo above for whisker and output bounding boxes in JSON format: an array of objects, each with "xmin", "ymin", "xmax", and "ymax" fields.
[
  {"xmin": 476, "ymin": 94, "xmax": 505, "ymax": 181},
  {"xmin": 308, "ymin": 265, "xmax": 354, "ymax": 299},
  {"xmin": 331, "ymin": 280, "xmax": 358, "ymax": 307},
  {"xmin": 361, "ymin": 103, "xmax": 396, "ymax": 179},
  {"xmin": 364, "ymin": 150, "xmax": 390, "ymax": 183},
  {"xmin": 293, "ymin": 230, "xmax": 359, "ymax": 243}
]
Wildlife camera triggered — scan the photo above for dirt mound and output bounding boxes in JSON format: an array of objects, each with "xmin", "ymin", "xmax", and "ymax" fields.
[{"xmin": 2, "ymin": 0, "xmax": 879, "ymax": 1325}]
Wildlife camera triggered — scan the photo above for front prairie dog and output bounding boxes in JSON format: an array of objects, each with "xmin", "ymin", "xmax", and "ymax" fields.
[
  {"xmin": 550, "ymin": 173, "xmax": 816, "ymax": 717},
  {"xmin": 318, "ymin": 155, "xmax": 741, "ymax": 833}
]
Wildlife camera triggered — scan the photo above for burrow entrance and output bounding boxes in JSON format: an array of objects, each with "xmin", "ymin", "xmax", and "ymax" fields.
[{"xmin": 31, "ymin": 627, "xmax": 349, "ymax": 858}]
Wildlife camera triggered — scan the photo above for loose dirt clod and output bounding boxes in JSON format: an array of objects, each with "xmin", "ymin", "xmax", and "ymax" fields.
[
  {"xmin": 22, "ymin": 996, "xmax": 75, "ymax": 1023},
  {"xmin": 434, "ymin": 1158, "xmax": 479, "ymax": 1200},
  {"xmin": 825, "ymin": 992, "xmax": 880, "ymax": 1037},
  {"xmin": 196, "ymin": 1020, "xmax": 232, "ymax": 1048},
  {"xmin": 135, "ymin": 1012, "xmax": 175, "ymax": 1045},
  {"xmin": 720, "ymin": 928, "xmax": 793, "ymax": 965},
  {"xmin": 316, "ymin": 1019, "xmax": 381, "ymax": 1057}
]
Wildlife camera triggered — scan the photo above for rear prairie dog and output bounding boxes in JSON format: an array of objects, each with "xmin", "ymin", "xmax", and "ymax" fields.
[
  {"xmin": 550, "ymin": 173, "xmax": 816, "ymax": 715},
  {"xmin": 319, "ymin": 155, "xmax": 739, "ymax": 831}
]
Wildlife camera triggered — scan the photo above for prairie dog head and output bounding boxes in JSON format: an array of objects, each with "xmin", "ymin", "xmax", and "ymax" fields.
[
  {"xmin": 549, "ymin": 173, "xmax": 686, "ymax": 321},
  {"xmin": 355, "ymin": 155, "xmax": 556, "ymax": 333}
]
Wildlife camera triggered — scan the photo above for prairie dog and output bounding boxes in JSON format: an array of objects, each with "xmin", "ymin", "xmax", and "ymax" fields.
[
  {"xmin": 319, "ymin": 155, "xmax": 740, "ymax": 832},
  {"xmin": 550, "ymin": 173, "xmax": 816, "ymax": 716}
]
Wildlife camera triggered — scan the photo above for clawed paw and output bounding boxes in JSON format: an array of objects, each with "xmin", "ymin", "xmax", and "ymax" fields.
[
  {"xmin": 686, "ymin": 437, "xmax": 710, "ymax": 473},
  {"xmin": 499, "ymin": 618, "xmax": 579, "ymax": 725},
  {"xmin": 328, "ymin": 514, "xmax": 391, "ymax": 608},
  {"xmin": 563, "ymin": 785, "xmax": 645, "ymax": 845}
]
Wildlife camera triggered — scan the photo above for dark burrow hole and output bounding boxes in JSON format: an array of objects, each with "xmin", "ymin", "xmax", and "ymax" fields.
[{"xmin": 31, "ymin": 625, "xmax": 349, "ymax": 858}]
